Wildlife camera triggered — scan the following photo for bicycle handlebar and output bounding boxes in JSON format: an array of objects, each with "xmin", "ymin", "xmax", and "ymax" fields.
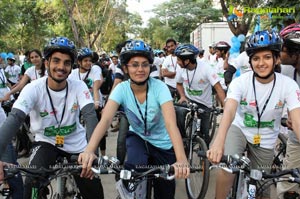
[{"xmin": 174, "ymin": 102, "xmax": 223, "ymax": 115}]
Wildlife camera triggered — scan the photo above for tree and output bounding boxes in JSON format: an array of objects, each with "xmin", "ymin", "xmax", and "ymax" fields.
[{"xmin": 145, "ymin": 0, "xmax": 222, "ymax": 47}]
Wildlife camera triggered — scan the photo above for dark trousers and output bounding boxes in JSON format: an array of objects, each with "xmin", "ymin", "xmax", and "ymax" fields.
[
  {"xmin": 24, "ymin": 142, "xmax": 104, "ymax": 199},
  {"xmin": 175, "ymin": 102, "xmax": 211, "ymax": 145},
  {"xmin": 125, "ymin": 132, "xmax": 176, "ymax": 199}
]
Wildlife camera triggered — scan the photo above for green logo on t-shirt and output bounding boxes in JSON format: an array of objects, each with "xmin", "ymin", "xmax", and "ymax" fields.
[
  {"xmin": 40, "ymin": 111, "xmax": 49, "ymax": 117},
  {"xmin": 243, "ymin": 113, "xmax": 274, "ymax": 128}
]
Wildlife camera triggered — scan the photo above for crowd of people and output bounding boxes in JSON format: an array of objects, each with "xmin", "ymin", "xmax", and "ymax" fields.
[{"xmin": 0, "ymin": 22, "xmax": 299, "ymax": 199}]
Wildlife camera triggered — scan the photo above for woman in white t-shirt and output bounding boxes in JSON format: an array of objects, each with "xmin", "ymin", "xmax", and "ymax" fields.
[
  {"xmin": 3, "ymin": 49, "xmax": 47, "ymax": 101},
  {"xmin": 207, "ymin": 29, "xmax": 300, "ymax": 199}
]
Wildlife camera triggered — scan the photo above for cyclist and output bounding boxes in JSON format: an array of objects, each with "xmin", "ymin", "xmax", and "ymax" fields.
[
  {"xmin": 79, "ymin": 39, "xmax": 190, "ymax": 198},
  {"xmin": 213, "ymin": 41, "xmax": 231, "ymax": 90},
  {"xmin": 0, "ymin": 36, "xmax": 104, "ymax": 199},
  {"xmin": 198, "ymin": 48, "xmax": 205, "ymax": 61},
  {"xmin": 207, "ymin": 29, "xmax": 300, "ymax": 199},
  {"xmin": 277, "ymin": 23, "xmax": 300, "ymax": 199},
  {"xmin": 161, "ymin": 38, "xmax": 181, "ymax": 98},
  {"xmin": 69, "ymin": 47, "xmax": 107, "ymax": 155},
  {"xmin": 3, "ymin": 49, "xmax": 47, "ymax": 101},
  {"xmin": 0, "ymin": 55, "xmax": 24, "ymax": 199},
  {"xmin": 175, "ymin": 44, "xmax": 226, "ymax": 145},
  {"xmin": 4, "ymin": 55, "xmax": 21, "ymax": 87}
]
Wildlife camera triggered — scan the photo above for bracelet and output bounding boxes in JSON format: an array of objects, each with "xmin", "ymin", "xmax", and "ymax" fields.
[{"xmin": 94, "ymin": 100, "xmax": 100, "ymax": 105}]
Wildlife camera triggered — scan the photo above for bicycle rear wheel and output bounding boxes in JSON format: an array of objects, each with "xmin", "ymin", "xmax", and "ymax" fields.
[{"xmin": 185, "ymin": 136, "xmax": 210, "ymax": 199}]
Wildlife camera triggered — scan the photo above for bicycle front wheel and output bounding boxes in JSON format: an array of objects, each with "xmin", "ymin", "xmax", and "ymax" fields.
[{"xmin": 185, "ymin": 136, "xmax": 210, "ymax": 199}]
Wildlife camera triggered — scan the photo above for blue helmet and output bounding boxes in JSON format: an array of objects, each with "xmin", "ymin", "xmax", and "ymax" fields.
[
  {"xmin": 44, "ymin": 37, "xmax": 77, "ymax": 64},
  {"xmin": 246, "ymin": 30, "xmax": 282, "ymax": 57},
  {"xmin": 174, "ymin": 44, "xmax": 199, "ymax": 60},
  {"xmin": 77, "ymin": 47, "xmax": 93, "ymax": 61},
  {"xmin": 120, "ymin": 40, "xmax": 154, "ymax": 65}
]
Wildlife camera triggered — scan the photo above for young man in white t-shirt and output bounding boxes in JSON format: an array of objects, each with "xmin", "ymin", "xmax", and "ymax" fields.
[
  {"xmin": 161, "ymin": 38, "xmax": 181, "ymax": 97},
  {"xmin": 0, "ymin": 37, "xmax": 104, "ymax": 199},
  {"xmin": 5, "ymin": 56, "xmax": 21, "ymax": 86},
  {"xmin": 175, "ymin": 44, "xmax": 225, "ymax": 146}
]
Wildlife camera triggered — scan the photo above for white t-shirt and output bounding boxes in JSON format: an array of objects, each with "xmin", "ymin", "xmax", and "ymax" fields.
[
  {"xmin": 281, "ymin": 64, "xmax": 300, "ymax": 143},
  {"xmin": 161, "ymin": 55, "xmax": 180, "ymax": 88},
  {"xmin": 13, "ymin": 76, "xmax": 93, "ymax": 153},
  {"xmin": 176, "ymin": 59, "xmax": 220, "ymax": 108},
  {"xmin": 213, "ymin": 58, "xmax": 227, "ymax": 90},
  {"xmin": 69, "ymin": 65, "xmax": 102, "ymax": 93},
  {"xmin": 229, "ymin": 51, "xmax": 252, "ymax": 74},
  {"xmin": 227, "ymin": 71, "xmax": 300, "ymax": 149},
  {"xmin": 108, "ymin": 63, "xmax": 118, "ymax": 74},
  {"xmin": 5, "ymin": 64, "xmax": 21, "ymax": 83},
  {"xmin": 150, "ymin": 57, "xmax": 163, "ymax": 78},
  {"xmin": 24, "ymin": 66, "xmax": 48, "ymax": 81}
]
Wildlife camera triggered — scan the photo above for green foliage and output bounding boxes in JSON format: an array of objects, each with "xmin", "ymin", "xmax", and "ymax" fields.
[{"xmin": 145, "ymin": 0, "xmax": 222, "ymax": 47}]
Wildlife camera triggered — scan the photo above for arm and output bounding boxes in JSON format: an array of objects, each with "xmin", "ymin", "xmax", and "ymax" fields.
[
  {"xmin": 161, "ymin": 69, "xmax": 176, "ymax": 78},
  {"xmin": 213, "ymin": 82, "xmax": 226, "ymax": 107},
  {"xmin": 3, "ymin": 74, "xmax": 30, "ymax": 101},
  {"xmin": 0, "ymin": 108, "xmax": 26, "ymax": 159},
  {"xmin": 79, "ymin": 99, "xmax": 119, "ymax": 177},
  {"xmin": 161, "ymin": 101, "xmax": 189, "ymax": 179},
  {"xmin": 176, "ymin": 82, "xmax": 188, "ymax": 103},
  {"xmin": 207, "ymin": 99, "xmax": 238, "ymax": 164},
  {"xmin": 81, "ymin": 103, "xmax": 99, "ymax": 142},
  {"xmin": 92, "ymin": 80, "xmax": 101, "ymax": 109},
  {"xmin": 289, "ymin": 108, "xmax": 300, "ymax": 142}
]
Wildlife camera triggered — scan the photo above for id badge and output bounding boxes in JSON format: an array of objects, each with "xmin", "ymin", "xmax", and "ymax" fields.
[
  {"xmin": 253, "ymin": 134, "xmax": 261, "ymax": 147},
  {"xmin": 55, "ymin": 135, "xmax": 64, "ymax": 147}
]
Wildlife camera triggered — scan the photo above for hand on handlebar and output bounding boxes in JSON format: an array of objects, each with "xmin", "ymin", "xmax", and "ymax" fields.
[
  {"xmin": 78, "ymin": 151, "xmax": 97, "ymax": 179},
  {"xmin": 206, "ymin": 141, "xmax": 225, "ymax": 164},
  {"xmin": 177, "ymin": 97, "xmax": 188, "ymax": 104},
  {"xmin": 172, "ymin": 160, "xmax": 190, "ymax": 179}
]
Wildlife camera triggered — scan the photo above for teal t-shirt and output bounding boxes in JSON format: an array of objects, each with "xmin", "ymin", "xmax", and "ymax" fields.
[{"xmin": 109, "ymin": 77, "xmax": 173, "ymax": 149}]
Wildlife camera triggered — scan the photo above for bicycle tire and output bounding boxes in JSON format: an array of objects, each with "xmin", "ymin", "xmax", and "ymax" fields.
[
  {"xmin": 208, "ymin": 113, "xmax": 217, "ymax": 144},
  {"xmin": 185, "ymin": 136, "xmax": 210, "ymax": 199}
]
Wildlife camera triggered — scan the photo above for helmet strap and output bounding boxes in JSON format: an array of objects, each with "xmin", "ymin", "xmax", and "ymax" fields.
[{"xmin": 130, "ymin": 76, "xmax": 149, "ymax": 86}]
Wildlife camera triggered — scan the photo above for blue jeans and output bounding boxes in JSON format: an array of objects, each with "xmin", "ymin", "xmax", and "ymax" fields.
[
  {"xmin": 1, "ymin": 143, "xmax": 24, "ymax": 199},
  {"xmin": 125, "ymin": 132, "xmax": 176, "ymax": 199}
]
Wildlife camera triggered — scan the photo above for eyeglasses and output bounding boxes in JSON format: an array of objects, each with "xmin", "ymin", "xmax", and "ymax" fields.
[{"xmin": 126, "ymin": 63, "xmax": 151, "ymax": 68}]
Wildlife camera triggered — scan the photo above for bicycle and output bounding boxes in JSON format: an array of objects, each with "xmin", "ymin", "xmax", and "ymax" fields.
[
  {"xmin": 199, "ymin": 151, "xmax": 300, "ymax": 198},
  {"xmin": 88, "ymin": 155, "xmax": 176, "ymax": 199},
  {"xmin": 175, "ymin": 102, "xmax": 212, "ymax": 199},
  {"xmin": 1, "ymin": 156, "xmax": 85, "ymax": 199}
]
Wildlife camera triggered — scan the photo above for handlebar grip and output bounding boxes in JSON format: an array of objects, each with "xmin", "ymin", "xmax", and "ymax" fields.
[
  {"xmin": 69, "ymin": 155, "xmax": 99, "ymax": 166},
  {"xmin": 281, "ymin": 118, "xmax": 288, "ymax": 127},
  {"xmin": 174, "ymin": 102, "xmax": 188, "ymax": 108},
  {"xmin": 168, "ymin": 165, "xmax": 174, "ymax": 175}
]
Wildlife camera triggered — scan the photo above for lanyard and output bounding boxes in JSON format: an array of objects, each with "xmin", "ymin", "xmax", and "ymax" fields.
[
  {"xmin": 186, "ymin": 65, "xmax": 197, "ymax": 89},
  {"xmin": 130, "ymin": 84, "xmax": 149, "ymax": 136},
  {"xmin": 78, "ymin": 69, "xmax": 91, "ymax": 81},
  {"xmin": 252, "ymin": 73, "xmax": 276, "ymax": 130},
  {"xmin": 0, "ymin": 69, "xmax": 5, "ymax": 84},
  {"xmin": 294, "ymin": 69, "xmax": 298, "ymax": 82},
  {"xmin": 46, "ymin": 80, "xmax": 68, "ymax": 131},
  {"xmin": 171, "ymin": 56, "xmax": 177, "ymax": 71}
]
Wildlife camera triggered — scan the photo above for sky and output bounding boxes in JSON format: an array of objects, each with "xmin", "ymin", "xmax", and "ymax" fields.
[{"xmin": 126, "ymin": 0, "xmax": 168, "ymax": 26}]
